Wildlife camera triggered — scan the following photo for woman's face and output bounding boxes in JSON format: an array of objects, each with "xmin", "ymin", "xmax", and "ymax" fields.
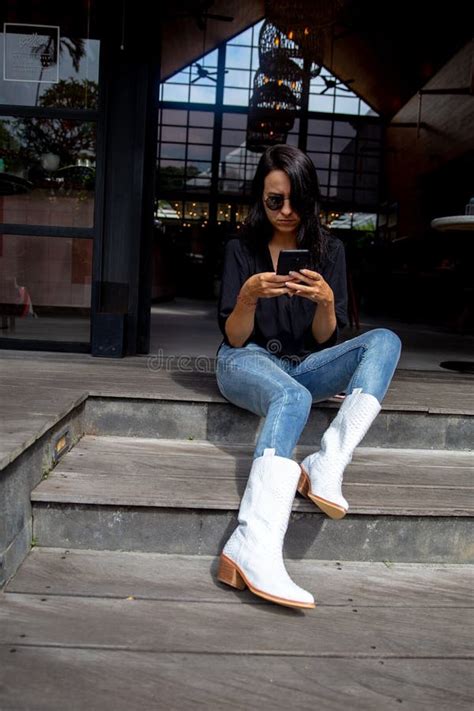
[{"xmin": 263, "ymin": 170, "xmax": 301, "ymax": 235}]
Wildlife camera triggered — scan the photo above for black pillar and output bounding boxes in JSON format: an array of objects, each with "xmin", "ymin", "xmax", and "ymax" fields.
[{"xmin": 92, "ymin": 2, "xmax": 160, "ymax": 356}]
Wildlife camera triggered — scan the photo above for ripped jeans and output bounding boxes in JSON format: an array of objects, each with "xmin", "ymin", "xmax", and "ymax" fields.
[{"xmin": 215, "ymin": 328, "xmax": 402, "ymax": 458}]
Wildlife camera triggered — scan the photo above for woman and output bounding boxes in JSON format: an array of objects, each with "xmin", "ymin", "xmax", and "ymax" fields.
[{"xmin": 215, "ymin": 144, "xmax": 401, "ymax": 610}]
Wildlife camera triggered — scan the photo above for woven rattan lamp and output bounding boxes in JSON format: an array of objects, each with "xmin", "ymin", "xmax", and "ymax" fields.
[{"xmin": 265, "ymin": 0, "xmax": 342, "ymax": 64}]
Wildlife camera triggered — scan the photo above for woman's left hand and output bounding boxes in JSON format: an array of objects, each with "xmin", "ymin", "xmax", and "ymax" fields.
[{"xmin": 286, "ymin": 269, "xmax": 334, "ymax": 306}]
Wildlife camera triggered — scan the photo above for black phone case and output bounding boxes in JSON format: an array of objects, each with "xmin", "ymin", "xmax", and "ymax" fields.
[{"xmin": 276, "ymin": 250, "xmax": 311, "ymax": 275}]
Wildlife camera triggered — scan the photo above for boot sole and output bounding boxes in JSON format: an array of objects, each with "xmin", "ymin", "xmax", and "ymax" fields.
[
  {"xmin": 298, "ymin": 469, "xmax": 347, "ymax": 520},
  {"xmin": 217, "ymin": 554, "xmax": 316, "ymax": 610}
]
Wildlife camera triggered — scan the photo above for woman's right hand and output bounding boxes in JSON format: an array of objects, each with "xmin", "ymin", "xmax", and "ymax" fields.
[{"xmin": 240, "ymin": 272, "xmax": 294, "ymax": 302}]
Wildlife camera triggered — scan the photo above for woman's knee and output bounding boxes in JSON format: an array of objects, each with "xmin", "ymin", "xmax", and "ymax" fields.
[
  {"xmin": 271, "ymin": 382, "xmax": 313, "ymax": 416},
  {"xmin": 366, "ymin": 328, "xmax": 402, "ymax": 359}
]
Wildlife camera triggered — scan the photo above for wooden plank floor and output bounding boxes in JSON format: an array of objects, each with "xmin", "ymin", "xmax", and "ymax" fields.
[
  {"xmin": 31, "ymin": 436, "xmax": 474, "ymax": 516},
  {"xmin": 1, "ymin": 549, "xmax": 473, "ymax": 710},
  {"xmin": 1, "ymin": 349, "xmax": 473, "ymax": 471}
]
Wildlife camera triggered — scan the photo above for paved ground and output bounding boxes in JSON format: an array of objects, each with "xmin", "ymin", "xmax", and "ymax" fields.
[{"xmin": 1, "ymin": 549, "xmax": 473, "ymax": 710}]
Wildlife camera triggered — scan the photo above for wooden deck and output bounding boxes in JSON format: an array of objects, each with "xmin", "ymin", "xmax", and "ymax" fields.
[
  {"xmin": 1, "ymin": 548, "xmax": 473, "ymax": 710},
  {"xmin": 32, "ymin": 436, "xmax": 474, "ymax": 516}
]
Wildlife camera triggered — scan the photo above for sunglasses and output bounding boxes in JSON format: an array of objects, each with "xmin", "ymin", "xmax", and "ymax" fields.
[{"xmin": 264, "ymin": 194, "xmax": 292, "ymax": 211}]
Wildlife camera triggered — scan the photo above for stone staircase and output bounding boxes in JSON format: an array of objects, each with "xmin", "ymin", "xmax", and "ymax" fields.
[
  {"xmin": 2, "ymin": 371, "xmax": 474, "ymax": 709},
  {"xmin": 29, "ymin": 391, "xmax": 474, "ymax": 563}
]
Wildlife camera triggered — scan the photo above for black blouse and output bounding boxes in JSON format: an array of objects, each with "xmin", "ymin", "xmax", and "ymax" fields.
[{"xmin": 217, "ymin": 236, "xmax": 348, "ymax": 360}]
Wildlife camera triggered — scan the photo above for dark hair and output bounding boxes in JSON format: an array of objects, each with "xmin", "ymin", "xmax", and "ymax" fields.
[{"xmin": 241, "ymin": 144, "xmax": 329, "ymax": 267}]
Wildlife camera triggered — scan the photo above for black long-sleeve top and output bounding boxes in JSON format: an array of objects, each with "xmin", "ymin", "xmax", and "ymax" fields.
[{"xmin": 217, "ymin": 235, "xmax": 348, "ymax": 360}]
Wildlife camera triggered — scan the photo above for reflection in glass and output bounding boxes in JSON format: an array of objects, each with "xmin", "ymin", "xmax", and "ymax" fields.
[
  {"xmin": 0, "ymin": 29, "xmax": 99, "ymax": 110},
  {"xmin": 0, "ymin": 117, "xmax": 96, "ymax": 228},
  {"xmin": 0, "ymin": 234, "xmax": 91, "ymax": 342}
]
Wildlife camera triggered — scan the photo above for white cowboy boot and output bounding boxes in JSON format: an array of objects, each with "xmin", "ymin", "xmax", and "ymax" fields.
[
  {"xmin": 217, "ymin": 448, "xmax": 315, "ymax": 610},
  {"xmin": 299, "ymin": 388, "xmax": 381, "ymax": 519}
]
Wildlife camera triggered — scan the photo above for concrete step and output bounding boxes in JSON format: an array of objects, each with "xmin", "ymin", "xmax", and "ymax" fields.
[
  {"xmin": 85, "ymin": 394, "xmax": 474, "ymax": 450},
  {"xmin": 31, "ymin": 436, "xmax": 474, "ymax": 563}
]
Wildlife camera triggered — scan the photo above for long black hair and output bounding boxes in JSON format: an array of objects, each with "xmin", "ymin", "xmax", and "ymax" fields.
[{"xmin": 241, "ymin": 144, "xmax": 329, "ymax": 268}]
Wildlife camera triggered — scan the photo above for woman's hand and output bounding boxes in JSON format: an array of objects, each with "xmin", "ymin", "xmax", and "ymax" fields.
[
  {"xmin": 285, "ymin": 269, "xmax": 334, "ymax": 306},
  {"xmin": 239, "ymin": 272, "xmax": 296, "ymax": 304}
]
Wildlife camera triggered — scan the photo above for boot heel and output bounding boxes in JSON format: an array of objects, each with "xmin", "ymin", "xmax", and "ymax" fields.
[
  {"xmin": 217, "ymin": 555, "xmax": 246, "ymax": 590},
  {"xmin": 297, "ymin": 468, "xmax": 310, "ymax": 498}
]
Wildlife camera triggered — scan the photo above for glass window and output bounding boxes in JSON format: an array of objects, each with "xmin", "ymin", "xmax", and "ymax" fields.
[
  {"xmin": 217, "ymin": 203, "xmax": 233, "ymax": 222},
  {"xmin": 160, "ymin": 126, "xmax": 186, "ymax": 143},
  {"xmin": 223, "ymin": 88, "xmax": 251, "ymax": 106},
  {"xmin": 221, "ymin": 129, "xmax": 246, "ymax": 147},
  {"xmin": 187, "ymin": 127, "xmax": 213, "ymax": 144},
  {"xmin": 185, "ymin": 162, "xmax": 212, "ymax": 189},
  {"xmin": 228, "ymin": 27, "xmax": 254, "ymax": 46},
  {"xmin": 308, "ymin": 94, "xmax": 334, "ymax": 113},
  {"xmin": 222, "ymin": 113, "xmax": 247, "ymax": 130},
  {"xmin": 161, "ymin": 84, "xmax": 189, "ymax": 103},
  {"xmin": 308, "ymin": 152, "xmax": 330, "ymax": 170},
  {"xmin": 189, "ymin": 111, "xmax": 214, "ymax": 127},
  {"xmin": 187, "ymin": 144, "xmax": 212, "ymax": 162},
  {"xmin": 160, "ymin": 143, "xmax": 186, "ymax": 161},
  {"xmin": 157, "ymin": 18, "xmax": 381, "ymax": 221},
  {"xmin": 337, "ymin": 153, "xmax": 356, "ymax": 171},
  {"xmin": 226, "ymin": 45, "xmax": 252, "ymax": 69},
  {"xmin": 0, "ymin": 234, "xmax": 91, "ymax": 342},
  {"xmin": 333, "ymin": 122, "xmax": 357, "ymax": 138},
  {"xmin": 308, "ymin": 120, "xmax": 332, "ymax": 135},
  {"xmin": 316, "ymin": 170, "xmax": 329, "ymax": 187},
  {"xmin": 161, "ymin": 109, "xmax": 188, "ymax": 126},
  {"xmin": 355, "ymin": 189, "xmax": 378, "ymax": 205},
  {"xmin": 335, "ymin": 96, "xmax": 360, "ymax": 114},
  {"xmin": 189, "ymin": 85, "xmax": 216, "ymax": 104},
  {"xmin": 225, "ymin": 69, "xmax": 252, "ymax": 89},
  {"xmin": 360, "ymin": 100, "xmax": 375, "ymax": 115},
  {"xmin": 235, "ymin": 204, "xmax": 250, "ymax": 223},
  {"xmin": 184, "ymin": 201, "xmax": 209, "ymax": 221},
  {"xmin": 307, "ymin": 135, "xmax": 330, "ymax": 152},
  {"xmin": 0, "ymin": 10, "xmax": 100, "ymax": 110},
  {"xmin": 0, "ymin": 117, "xmax": 96, "ymax": 228},
  {"xmin": 332, "ymin": 136, "xmax": 355, "ymax": 153},
  {"xmin": 157, "ymin": 163, "xmax": 187, "ymax": 191}
]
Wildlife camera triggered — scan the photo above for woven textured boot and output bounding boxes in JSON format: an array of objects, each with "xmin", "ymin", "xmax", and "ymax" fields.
[
  {"xmin": 299, "ymin": 388, "xmax": 381, "ymax": 519},
  {"xmin": 217, "ymin": 448, "xmax": 315, "ymax": 609}
]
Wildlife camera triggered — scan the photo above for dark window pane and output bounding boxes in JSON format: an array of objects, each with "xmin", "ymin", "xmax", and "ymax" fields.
[
  {"xmin": 187, "ymin": 144, "xmax": 212, "ymax": 161},
  {"xmin": 308, "ymin": 119, "xmax": 332, "ymax": 135},
  {"xmin": 221, "ymin": 129, "xmax": 246, "ymax": 146},
  {"xmin": 222, "ymin": 113, "xmax": 247, "ymax": 130},
  {"xmin": 157, "ymin": 163, "xmax": 187, "ymax": 190},
  {"xmin": 333, "ymin": 122, "xmax": 357, "ymax": 138},
  {"xmin": 308, "ymin": 152, "xmax": 330, "ymax": 170},
  {"xmin": 161, "ymin": 126, "xmax": 186, "ymax": 143},
  {"xmin": 160, "ymin": 143, "xmax": 186, "ymax": 160},
  {"xmin": 307, "ymin": 135, "xmax": 330, "ymax": 151},
  {"xmin": 332, "ymin": 136, "xmax": 355, "ymax": 153},
  {"xmin": 189, "ymin": 111, "xmax": 214, "ymax": 127},
  {"xmin": 0, "ymin": 234, "xmax": 91, "ymax": 342},
  {"xmin": 187, "ymin": 127, "xmax": 213, "ymax": 144},
  {"xmin": 1, "ymin": 14, "xmax": 100, "ymax": 110},
  {"xmin": 161, "ymin": 109, "xmax": 188, "ymax": 126},
  {"xmin": 0, "ymin": 117, "xmax": 96, "ymax": 228}
]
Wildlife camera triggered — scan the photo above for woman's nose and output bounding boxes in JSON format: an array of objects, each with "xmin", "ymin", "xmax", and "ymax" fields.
[{"xmin": 280, "ymin": 200, "xmax": 294, "ymax": 216}]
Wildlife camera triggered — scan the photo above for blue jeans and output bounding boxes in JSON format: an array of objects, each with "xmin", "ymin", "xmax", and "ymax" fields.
[{"xmin": 216, "ymin": 328, "xmax": 402, "ymax": 459}]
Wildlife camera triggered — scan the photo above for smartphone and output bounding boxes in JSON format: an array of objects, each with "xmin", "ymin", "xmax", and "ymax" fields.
[{"xmin": 276, "ymin": 249, "xmax": 311, "ymax": 278}]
